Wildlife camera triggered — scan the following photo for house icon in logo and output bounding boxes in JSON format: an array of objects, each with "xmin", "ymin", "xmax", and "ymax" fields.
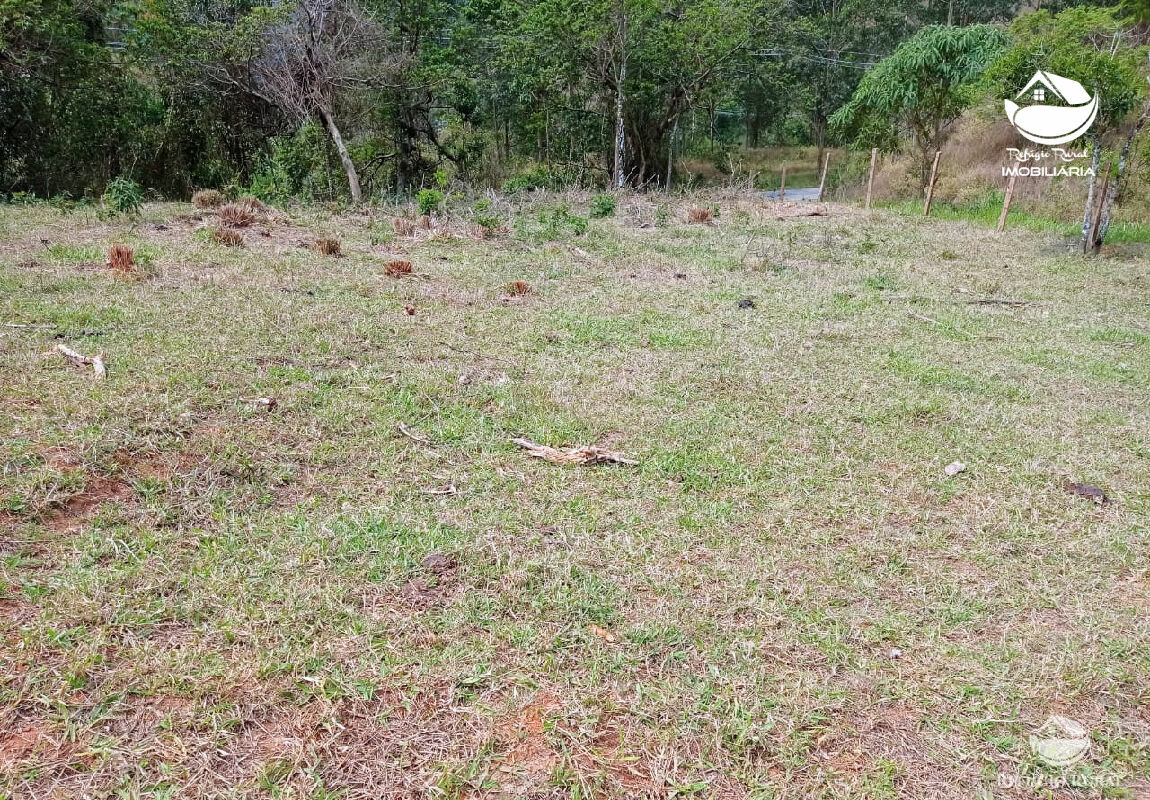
[
  {"xmin": 1029, "ymin": 715, "xmax": 1091, "ymax": 767},
  {"xmin": 1004, "ymin": 71, "xmax": 1099, "ymax": 145}
]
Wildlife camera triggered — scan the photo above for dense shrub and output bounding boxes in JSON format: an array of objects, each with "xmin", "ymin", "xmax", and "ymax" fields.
[
  {"xmin": 417, "ymin": 189, "xmax": 443, "ymax": 216},
  {"xmin": 102, "ymin": 177, "xmax": 143, "ymax": 217},
  {"xmin": 590, "ymin": 193, "xmax": 617, "ymax": 218}
]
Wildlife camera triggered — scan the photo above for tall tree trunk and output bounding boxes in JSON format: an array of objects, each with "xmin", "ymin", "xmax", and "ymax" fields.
[
  {"xmin": 1080, "ymin": 135, "xmax": 1101, "ymax": 250},
  {"xmin": 318, "ymin": 106, "xmax": 361, "ymax": 204},
  {"xmin": 1094, "ymin": 100, "xmax": 1150, "ymax": 252},
  {"xmin": 614, "ymin": 63, "xmax": 626, "ymax": 188},
  {"xmin": 812, "ymin": 110, "xmax": 827, "ymax": 170}
]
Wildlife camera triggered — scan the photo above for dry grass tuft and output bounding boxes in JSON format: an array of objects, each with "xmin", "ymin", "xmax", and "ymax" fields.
[
  {"xmin": 393, "ymin": 217, "xmax": 415, "ymax": 237},
  {"xmin": 505, "ymin": 280, "xmax": 532, "ymax": 296},
  {"xmin": 191, "ymin": 189, "xmax": 224, "ymax": 209},
  {"xmin": 385, "ymin": 259, "xmax": 413, "ymax": 277},
  {"xmin": 687, "ymin": 206, "xmax": 714, "ymax": 224},
  {"xmin": 236, "ymin": 195, "xmax": 266, "ymax": 212},
  {"xmin": 218, "ymin": 203, "xmax": 256, "ymax": 228},
  {"xmin": 212, "ymin": 228, "xmax": 244, "ymax": 247},
  {"xmin": 108, "ymin": 244, "xmax": 134, "ymax": 272},
  {"xmin": 417, "ymin": 214, "xmax": 432, "ymax": 230},
  {"xmin": 314, "ymin": 237, "xmax": 342, "ymax": 257}
]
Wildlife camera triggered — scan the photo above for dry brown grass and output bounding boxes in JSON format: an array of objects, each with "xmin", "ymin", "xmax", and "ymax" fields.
[
  {"xmin": 384, "ymin": 259, "xmax": 413, "ymax": 277},
  {"xmin": 505, "ymin": 280, "xmax": 532, "ymax": 296},
  {"xmin": 192, "ymin": 189, "xmax": 224, "ymax": 209},
  {"xmin": 107, "ymin": 244, "xmax": 134, "ymax": 271},
  {"xmin": 237, "ymin": 195, "xmax": 266, "ymax": 212},
  {"xmin": 314, "ymin": 237, "xmax": 342, "ymax": 257},
  {"xmin": 218, "ymin": 203, "xmax": 256, "ymax": 228},
  {"xmin": 687, "ymin": 206, "xmax": 714, "ymax": 224},
  {"xmin": 393, "ymin": 217, "xmax": 415, "ymax": 237},
  {"xmin": 417, "ymin": 214, "xmax": 432, "ymax": 230},
  {"xmin": 212, "ymin": 228, "xmax": 244, "ymax": 247}
]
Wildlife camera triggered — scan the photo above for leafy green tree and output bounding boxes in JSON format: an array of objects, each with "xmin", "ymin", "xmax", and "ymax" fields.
[
  {"xmin": 830, "ymin": 23, "xmax": 1008, "ymax": 188},
  {"xmin": 0, "ymin": 0, "xmax": 165, "ymax": 195},
  {"xmin": 506, "ymin": 0, "xmax": 779, "ymax": 187}
]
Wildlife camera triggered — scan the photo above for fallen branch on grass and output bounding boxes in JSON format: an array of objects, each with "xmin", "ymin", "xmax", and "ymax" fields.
[
  {"xmin": 907, "ymin": 311, "xmax": 941, "ymax": 325},
  {"xmin": 966, "ymin": 298, "xmax": 1032, "ymax": 307},
  {"xmin": 512, "ymin": 437, "xmax": 638, "ymax": 466},
  {"xmin": 55, "ymin": 344, "xmax": 106, "ymax": 378},
  {"xmin": 776, "ymin": 208, "xmax": 828, "ymax": 219},
  {"xmin": 397, "ymin": 422, "xmax": 434, "ymax": 445},
  {"xmin": 421, "ymin": 484, "xmax": 458, "ymax": 495}
]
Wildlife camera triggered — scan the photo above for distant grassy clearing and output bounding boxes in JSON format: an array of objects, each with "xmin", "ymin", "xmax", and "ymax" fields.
[
  {"xmin": 1, "ymin": 196, "xmax": 1148, "ymax": 799},
  {"xmin": 882, "ymin": 198, "xmax": 1150, "ymax": 245}
]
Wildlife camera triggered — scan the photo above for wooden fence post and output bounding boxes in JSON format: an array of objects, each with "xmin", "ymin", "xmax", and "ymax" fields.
[
  {"xmin": 1086, "ymin": 162, "xmax": 1112, "ymax": 253},
  {"xmin": 865, "ymin": 148, "xmax": 877, "ymax": 209},
  {"xmin": 816, "ymin": 152, "xmax": 830, "ymax": 201},
  {"xmin": 924, "ymin": 150, "xmax": 942, "ymax": 217},
  {"xmin": 779, "ymin": 165, "xmax": 787, "ymax": 201},
  {"xmin": 996, "ymin": 173, "xmax": 1017, "ymax": 232}
]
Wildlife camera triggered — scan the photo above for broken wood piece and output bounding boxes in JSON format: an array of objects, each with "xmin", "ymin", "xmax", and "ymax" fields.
[
  {"xmin": 56, "ymin": 343, "xmax": 88, "ymax": 366},
  {"xmin": 421, "ymin": 484, "xmax": 457, "ymax": 495},
  {"xmin": 588, "ymin": 624, "xmax": 618, "ymax": 643},
  {"xmin": 908, "ymin": 311, "xmax": 941, "ymax": 325},
  {"xmin": 967, "ymin": 298, "xmax": 1031, "ymax": 307},
  {"xmin": 1063, "ymin": 480, "xmax": 1110, "ymax": 506},
  {"xmin": 512, "ymin": 437, "xmax": 638, "ymax": 466},
  {"xmin": 397, "ymin": 422, "xmax": 434, "ymax": 445},
  {"xmin": 776, "ymin": 208, "xmax": 827, "ymax": 219},
  {"xmin": 56, "ymin": 344, "xmax": 105, "ymax": 378}
]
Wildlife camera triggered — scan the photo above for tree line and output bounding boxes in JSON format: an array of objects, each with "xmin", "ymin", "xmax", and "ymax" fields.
[{"xmin": 1, "ymin": 0, "xmax": 1146, "ymax": 205}]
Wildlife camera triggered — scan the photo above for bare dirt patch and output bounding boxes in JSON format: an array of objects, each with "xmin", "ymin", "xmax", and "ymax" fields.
[
  {"xmin": 491, "ymin": 690, "xmax": 563, "ymax": 794},
  {"xmin": 44, "ymin": 475, "xmax": 132, "ymax": 533},
  {"xmin": 0, "ymin": 719, "xmax": 49, "ymax": 769}
]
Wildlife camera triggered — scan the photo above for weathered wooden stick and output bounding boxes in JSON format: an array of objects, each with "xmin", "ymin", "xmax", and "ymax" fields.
[
  {"xmin": 779, "ymin": 165, "xmax": 787, "ymax": 201},
  {"xmin": 997, "ymin": 173, "xmax": 1017, "ymax": 232},
  {"xmin": 865, "ymin": 148, "xmax": 878, "ymax": 210},
  {"xmin": 55, "ymin": 344, "xmax": 106, "ymax": 378},
  {"xmin": 816, "ymin": 152, "xmax": 830, "ymax": 201},
  {"xmin": 924, "ymin": 150, "xmax": 942, "ymax": 217},
  {"xmin": 55, "ymin": 344, "xmax": 89, "ymax": 366},
  {"xmin": 1086, "ymin": 162, "xmax": 1111, "ymax": 253}
]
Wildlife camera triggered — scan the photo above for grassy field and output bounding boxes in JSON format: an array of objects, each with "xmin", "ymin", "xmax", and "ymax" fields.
[
  {"xmin": 1, "ymin": 194, "xmax": 1149, "ymax": 799},
  {"xmin": 881, "ymin": 199, "xmax": 1150, "ymax": 246}
]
